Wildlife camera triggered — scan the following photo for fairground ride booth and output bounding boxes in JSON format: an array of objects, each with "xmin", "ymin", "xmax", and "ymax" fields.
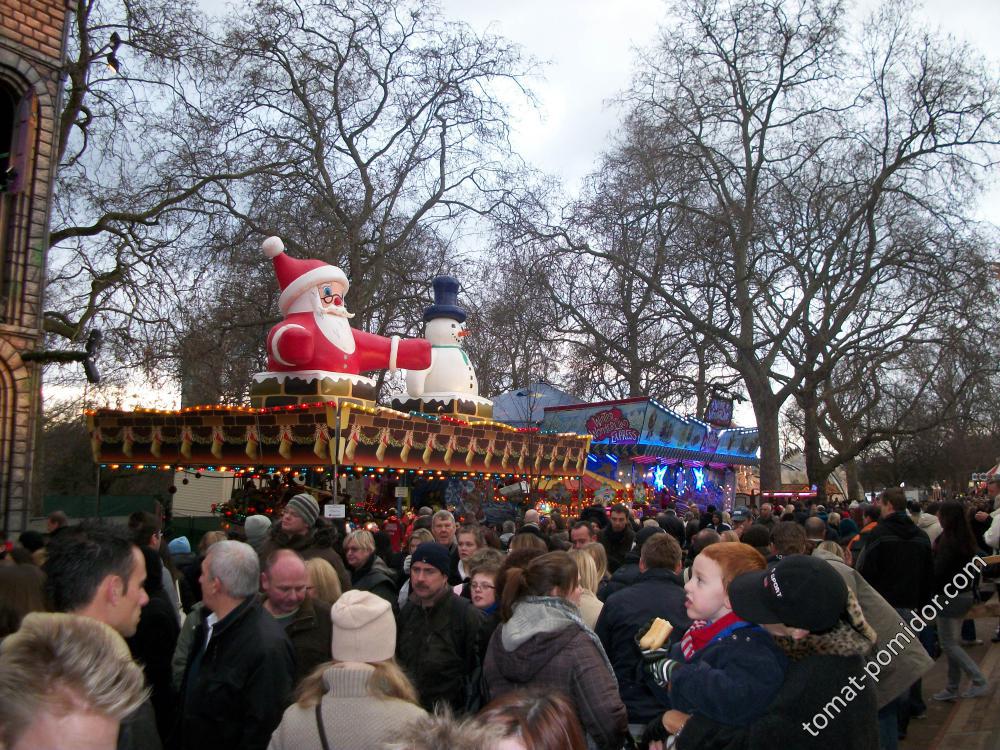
[
  {"xmin": 86, "ymin": 402, "xmax": 592, "ymax": 530},
  {"xmin": 86, "ymin": 243, "xmax": 592, "ymax": 530},
  {"xmin": 539, "ymin": 397, "xmax": 759, "ymax": 516}
]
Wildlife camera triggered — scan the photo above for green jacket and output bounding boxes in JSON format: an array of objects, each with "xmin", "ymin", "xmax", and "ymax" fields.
[{"xmin": 396, "ymin": 589, "xmax": 483, "ymax": 713}]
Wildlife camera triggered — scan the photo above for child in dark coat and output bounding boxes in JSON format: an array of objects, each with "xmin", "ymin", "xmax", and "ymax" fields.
[
  {"xmin": 642, "ymin": 542, "xmax": 787, "ymax": 727},
  {"xmin": 666, "ymin": 555, "xmax": 879, "ymax": 750}
]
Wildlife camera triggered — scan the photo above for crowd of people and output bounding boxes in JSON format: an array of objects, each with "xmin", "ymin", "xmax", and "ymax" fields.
[{"xmin": 1, "ymin": 478, "xmax": 999, "ymax": 750}]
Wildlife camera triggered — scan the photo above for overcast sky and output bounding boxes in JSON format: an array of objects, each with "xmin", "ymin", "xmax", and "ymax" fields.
[
  {"xmin": 68, "ymin": 1, "xmax": 999, "ymax": 414},
  {"xmin": 433, "ymin": 0, "xmax": 999, "ymax": 428},
  {"xmin": 438, "ymin": 0, "xmax": 1000, "ymax": 222}
]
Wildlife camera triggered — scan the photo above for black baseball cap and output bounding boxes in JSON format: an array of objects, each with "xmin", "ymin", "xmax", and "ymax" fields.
[{"xmin": 728, "ymin": 555, "xmax": 847, "ymax": 633}]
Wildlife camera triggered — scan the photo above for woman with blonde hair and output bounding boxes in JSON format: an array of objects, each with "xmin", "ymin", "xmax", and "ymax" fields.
[
  {"xmin": 582, "ymin": 541, "xmax": 610, "ymax": 599},
  {"xmin": 582, "ymin": 541, "xmax": 609, "ymax": 581},
  {"xmin": 268, "ymin": 590, "xmax": 427, "ymax": 749},
  {"xmin": 0, "ymin": 613, "xmax": 148, "ymax": 750},
  {"xmin": 305, "ymin": 557, "xmax": 343, "ymax": 605},
  {"xmin": 343, "ymin": 529, "xmax": 397, "ymax": 609},
  {"xmin": 567, "ymin": 548, "xmax": 603, "ymax": 629}
]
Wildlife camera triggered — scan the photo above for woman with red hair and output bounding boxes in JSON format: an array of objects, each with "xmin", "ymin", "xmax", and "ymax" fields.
[{"xmin": 477, "ymin": 688, "xmax": 586, "ymax": 750}]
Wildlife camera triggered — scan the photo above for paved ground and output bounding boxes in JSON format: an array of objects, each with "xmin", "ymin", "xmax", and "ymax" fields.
[{"xmin": 901, "ymin": 616, "xmax": 1000, "ymax": 749}]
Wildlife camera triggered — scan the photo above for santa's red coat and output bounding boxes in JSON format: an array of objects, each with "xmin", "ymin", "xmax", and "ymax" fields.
[{"xmin": 266, "ymin": 312, "xmax": 431, "ymax": 375}]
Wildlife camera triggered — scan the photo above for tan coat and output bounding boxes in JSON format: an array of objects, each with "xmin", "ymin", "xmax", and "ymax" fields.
[
  {"xmin": 577, "ymin": 589, "xmax": 604, "ymax": 630},
  {"xmin": 268, "ymin": 664, "xmax": 426, "ymax": 750}
]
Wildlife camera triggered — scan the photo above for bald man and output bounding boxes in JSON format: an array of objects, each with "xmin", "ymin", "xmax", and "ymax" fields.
[
  {"xmin": 512, "ymin": 508, "xmax": 553, "ymax": 551},
  {"xmin": 261, "ymin": 549, "xmax": 332, "ymax": 682},
  {"xmin": 804, "ymin": 516, "xmax": 831, "ymax": 549}
]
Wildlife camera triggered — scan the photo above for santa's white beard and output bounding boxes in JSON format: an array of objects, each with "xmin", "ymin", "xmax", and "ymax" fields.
[{"xmin": 315, "ymin": 311, "xmax": 357, "ymax": 353}]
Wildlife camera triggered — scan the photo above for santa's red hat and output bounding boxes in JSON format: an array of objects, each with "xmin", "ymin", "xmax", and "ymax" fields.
[{"xmin": 262, "ymin": 237, "xmax": 349, "ymax": 314}]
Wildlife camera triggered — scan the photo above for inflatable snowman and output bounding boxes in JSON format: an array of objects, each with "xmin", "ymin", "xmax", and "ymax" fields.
[{"xmin": 400, "ymin": 276, "xmax": 493, "ymax": 417}]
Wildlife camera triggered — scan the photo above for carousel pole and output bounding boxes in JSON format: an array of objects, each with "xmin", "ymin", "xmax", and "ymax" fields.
[
  {"xmin": 94, "ymin": 463, "xmax": 102, "ymax": 521},
  {"xmin": 332, "ymin": 400, "xmax": 341, "ymax": 506}
]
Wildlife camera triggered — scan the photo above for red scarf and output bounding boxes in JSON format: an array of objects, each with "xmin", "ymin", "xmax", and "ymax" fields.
[{"xmin": 680, "ymin": 611, "xmax": 745, "ymax": 661}]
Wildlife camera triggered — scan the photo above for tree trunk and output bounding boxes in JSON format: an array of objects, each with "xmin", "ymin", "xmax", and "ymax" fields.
[
  {"xmin": 745, "ymin": 384, "xmax": 782, "ymax": 493},
  {"xmin": 695, "ymin": 348, "xmax": 709, "ymax": 418},
  {"xmin": 844, "ymin": 459, "xmax": 862, "ymax": 502},
  {"xmin": 799, "ymin": 388, "xmax": 828, "ymax": 505}
]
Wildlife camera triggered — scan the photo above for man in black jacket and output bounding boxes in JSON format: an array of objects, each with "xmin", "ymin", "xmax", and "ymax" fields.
[
  {"xmin": 856, "ymin": 488, "xmax": 933, "ymax": 611},
  {"xmin": 595, "ymin": 534, "xmax": 691, "ymax": 736},
  {"xmin": 178, "ymin": 540, "xmax": 296, "ymax": 750},
  {"xmin": 599, "ymin": 525, "xmax": 666, "ymax": 601},
  {"xmin": 44, "ymin": 524, "xmax": 162, "ymax": 750},
  {"xmin": 601, "ymin": 504, "xmax": 636, "ymax": 573},
  {"xmin": 856, "ymin": 487, "xmax": 933, "ymax": 738},
  {"xmin": 396, "ymin": 542, "xmax": 483, "ymax": 712}
]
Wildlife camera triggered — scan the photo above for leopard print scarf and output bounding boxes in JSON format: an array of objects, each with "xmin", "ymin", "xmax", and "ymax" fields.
[{"xmin": 774, "ymin": 589, "xmax": 877, "ymax": 660}]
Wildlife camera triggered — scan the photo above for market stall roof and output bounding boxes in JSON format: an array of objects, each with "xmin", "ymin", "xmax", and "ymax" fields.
[
  {"xmin": 492, "ymin": 382, "xmax": 584, "ymax": 428},
  {"xmin": 541, "ymin": 396, "xmax": 759, "ymax": 467},
  {"xmin": 87, "ymin": 401, "xmax": 592, "ymax": 479},
  {"xmin": 780, "ymin": 452, "xmax": 848, "ymax": 497}
]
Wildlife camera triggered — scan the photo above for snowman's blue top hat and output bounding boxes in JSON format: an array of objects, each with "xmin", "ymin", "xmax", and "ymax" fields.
[{"xmin": 423, "ymin": 275, "xmax": 467, "ymax": 323}]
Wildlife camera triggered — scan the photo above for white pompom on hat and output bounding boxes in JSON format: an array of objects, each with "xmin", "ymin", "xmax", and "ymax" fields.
[
  {"xmin": 262, "ymin": 236, "xmax": 285, "ymax": 258},
  {"xmin": 261, "ymin": 236, "xmax": 349, "ymax": 314},
  {"xmin": 330, "ymin": 590, "xmax": 396, "ymax": 663}
]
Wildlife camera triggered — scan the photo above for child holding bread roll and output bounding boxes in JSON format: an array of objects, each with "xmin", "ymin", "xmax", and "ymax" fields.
[{"xmin": 640, "ymin": 543, "xmax": 787, "ymax": 730}]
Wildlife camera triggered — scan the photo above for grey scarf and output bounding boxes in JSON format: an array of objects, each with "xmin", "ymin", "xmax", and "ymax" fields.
[{"xmin": 502, "ymin": 596, "xmax": 617, "ymax": 683}]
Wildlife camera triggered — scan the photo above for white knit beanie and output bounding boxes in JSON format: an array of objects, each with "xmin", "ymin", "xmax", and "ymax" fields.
[{"xmin": 330, "ymin": 590, "xmax": 396, "ymax": 663}]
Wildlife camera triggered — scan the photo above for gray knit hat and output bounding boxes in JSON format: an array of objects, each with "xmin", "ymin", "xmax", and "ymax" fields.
[
  {"xmin": 286, "ymin": 493, "xmax": 320, "ymax": 527},
  {"xmin": 244, "ymin": 515, "xmax": 272, "ymax": 545}
]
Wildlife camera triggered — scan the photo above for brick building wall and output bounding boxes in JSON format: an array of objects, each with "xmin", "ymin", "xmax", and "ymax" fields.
[
  {"xmin": 0, "ymin": 0, "xmax": 73, "ymax": 536},
  {"xmin": 1, "ymin": 0, "xmax": 69, "ymax": 60}
]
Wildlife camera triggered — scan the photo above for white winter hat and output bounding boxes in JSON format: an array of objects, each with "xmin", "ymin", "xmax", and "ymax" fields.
[{"xmin": 330, "ymin": 590, "xmax": 396, "ymax": 663}]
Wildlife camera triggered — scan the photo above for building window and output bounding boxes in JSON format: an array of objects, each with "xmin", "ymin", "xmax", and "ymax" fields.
[{"xmin": 0, "ymin": 82, "xmax": 38, "ymax": 322}]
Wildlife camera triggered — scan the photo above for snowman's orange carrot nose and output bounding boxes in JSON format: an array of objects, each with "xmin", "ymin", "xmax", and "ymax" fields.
[{"xmin": 457, "ymin": 329, "xmax": 469, "ymax": 337}]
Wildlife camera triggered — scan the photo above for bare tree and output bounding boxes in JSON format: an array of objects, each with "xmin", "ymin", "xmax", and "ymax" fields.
[
  {"xmin": 47, "ymin": 0, "xmax": 265, "ymax": 377},
  {"xmin": 539, "ymin": 0, "xmax": 1000, "ymax": 490},
  {"xmin": 542, "ymin": 141, "xmax": 744, "ymax": 410},
  {"xmin": 46, "ymin": 0, "xmax": 536, "ymax": 398},
  {"xmin": 460, "ymin": 252, "xmax": 561, "ymax": 399}
]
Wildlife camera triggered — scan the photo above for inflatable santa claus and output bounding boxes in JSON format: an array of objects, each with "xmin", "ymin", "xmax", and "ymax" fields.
[{"xmin": 261, "ymin": 236, "xmax": 431, "ymax": 378}]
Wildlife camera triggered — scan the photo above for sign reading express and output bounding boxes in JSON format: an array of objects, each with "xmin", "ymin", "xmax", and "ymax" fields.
[{"xmin": 586, "ymin": 407, "xmax": 640, "ymax": 444}]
